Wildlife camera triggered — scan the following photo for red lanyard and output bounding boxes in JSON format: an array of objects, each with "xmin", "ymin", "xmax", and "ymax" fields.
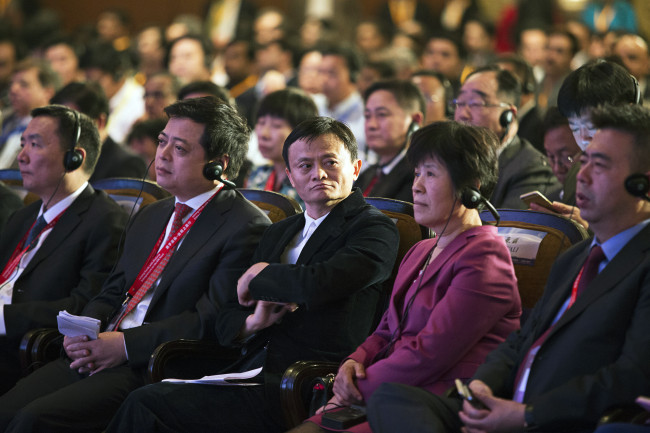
[
  {"xmin": 0, "ymin": 211, "xmax": 65, "ymax": 284},
  {"xmin": 125, "ymin": 186, "xmax": 222, "ymax": 297},
  {"xmin": 264, "ymin": 170, "xmax": 277, "ymax": 192}
]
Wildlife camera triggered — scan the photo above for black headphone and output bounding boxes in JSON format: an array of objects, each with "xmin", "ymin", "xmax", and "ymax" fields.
[
  {"xmin": 203, "ymin": 160, "xmax": 236, "ymax": 189},
  {"xmin": 624, "ymin": 173, "xmax": 650, "ymax": 201},
  {"xmin": 63, "ymin": 110, "xmax": 84, "ymax": 172},
  {"xmin": 461, "ymin": 186, "xmax": 501, "ymax": 224},
  {"xmin": 632, "ymin": 74, "xmax": 642, "ymax": 105},
  {"xmin": 499, "ymin": 109, "xmax": 514, "ymax": 129}
]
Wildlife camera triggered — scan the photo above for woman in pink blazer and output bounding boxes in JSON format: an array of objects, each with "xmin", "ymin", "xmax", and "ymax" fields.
[{"xmin": 289, "ymin": 121, "xmax": 521, "ymax": 433}]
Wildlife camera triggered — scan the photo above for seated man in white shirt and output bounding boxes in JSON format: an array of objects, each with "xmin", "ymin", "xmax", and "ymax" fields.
[
  {"xmin": 0, "ymin": 105, "xmax": 128, "ymax": 394},
  {"xmin": 0, "ymin": 97, "xmax": 271, "ymax": 432}
]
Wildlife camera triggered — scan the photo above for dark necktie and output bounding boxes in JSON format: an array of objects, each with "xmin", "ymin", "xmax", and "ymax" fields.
[
  {"xmin": 512, "ymin": 245, "xmax": 605, "ymax": 402},
  {"xmin": 25, "ymin": 215, "xmax": 47, "ymax": 250}
]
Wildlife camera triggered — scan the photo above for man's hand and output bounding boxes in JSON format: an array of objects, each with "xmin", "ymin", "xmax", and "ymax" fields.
[
  {"xmin": 67, "ymin": 332, "xmax": 127, "ymax": 375},
  {"xmin": 332, "ymin": 359, "xmax": 366, "ymax": 406},
  {"xmin": 237, "ymin": 262, "xmax": 269, "ymax": 306},
  {"xmin": 529, "ymin": 201, "xmax": 588, "ymax": 229},
  {"xmin": 239, "ymin": 300, "xmax": 296, "ymax": 339},
  {"xmin": 458, "ymin": 380, "xmax": 526, "ymax": 433},
  {"xmin": 63, "ymin": 335, "xmax": 91, "ymax": 361}
]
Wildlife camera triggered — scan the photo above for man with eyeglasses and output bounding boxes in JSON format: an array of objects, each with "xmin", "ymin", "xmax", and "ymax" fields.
[
  {"xmin": 453, "ymin": 65, "xmax": 560, "ymax": 209},
  {"xmin": 528, "ymin": 60, "xmax": 643, "ymax": 229},
  {"xmin": 543, "ymin": 107, "xmax": 581, "ymax": 206}
]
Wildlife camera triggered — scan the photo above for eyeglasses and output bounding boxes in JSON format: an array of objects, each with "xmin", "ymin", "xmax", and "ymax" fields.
[
  {"xmin": 547, "ymin": 152, "xmax": 578, "ymax": 169},
  {"xmin": 451, "ymin": 99, "xmax": 511, "ymax": 111}
]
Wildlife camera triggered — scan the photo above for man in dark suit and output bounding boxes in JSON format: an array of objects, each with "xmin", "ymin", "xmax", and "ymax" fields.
[
  {"xmin": 105, "ymin": 117, "xmax": 400, "ymax": 432},
  {"xmin": 0, "ymin": 105, "xmax": 128, "ymax": 394},
  {"xmin": 0, "ymin": 97, "xmax": 271, "ymax": 432},
  {"xmin": 50, "ymin": 82, "xmax": 147, "ymax": 182},
  {"xmin": 0, "ymin": 181, "xmax": 22, "ymax": 233},
  {"xmin": 366, "ymin": 103, "xmax": 650, "ymax": 433},
  {"xmin": 355, "ymin": 79, "xmax": 424, "ymax": 203},
  {"xmin": 454, "ymin": 66, "xmax": 560, "ymax": 209}
]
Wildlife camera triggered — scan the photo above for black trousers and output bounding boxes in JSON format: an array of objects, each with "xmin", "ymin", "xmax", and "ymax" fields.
[
  {"xmin": 366, "ymin": 382, "xmax": 464, "ymax": 433},
  {"xmin": 0, "ymin": 357, "xmax": 145, "ymax": 433},
  {"xmin": 106, "ymin": 381, "xmax": 285, "ymax": 433}
]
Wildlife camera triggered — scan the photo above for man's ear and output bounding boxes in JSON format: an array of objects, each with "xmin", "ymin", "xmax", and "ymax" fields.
[
  {"xmin": 285, "ymin": 167, "xmax": 295, "ymax": 188},
  {"xmin": 352, "ymin": 159, "xmax": 362, "ymax": 181},
  {"xmin": 411, "ymin": 112, "xmax": 424, "ymax": 126}
]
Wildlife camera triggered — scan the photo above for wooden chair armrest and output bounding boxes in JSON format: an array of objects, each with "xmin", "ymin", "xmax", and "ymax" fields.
[
  {"xmin": 19, "ymin": 328, "xmax": 63, "ymax": 374},
  {"xmin": 599, "ymin": 406, "xmax": 650, "ymax": 425},
  {"xmin": 280, "ymin": 360, "xmax": 340, "ymax": 428},
  {"xmin": 147, "ymin": 339, "xmax": 241, "ymax": 383}
]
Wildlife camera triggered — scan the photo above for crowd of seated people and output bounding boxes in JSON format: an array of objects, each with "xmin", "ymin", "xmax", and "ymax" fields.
[{"xmin": 1, "ymin": 1, "xmax": 650, "ymax": 431}]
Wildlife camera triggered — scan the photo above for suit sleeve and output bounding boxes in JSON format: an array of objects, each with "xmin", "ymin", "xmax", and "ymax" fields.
[
  {"xmin": 350, "ymin": 238, "xmax": 519, "ymax": 399},
  {"xmin": 120, "ymin": 215, "xmax": 268, "ymax": 367},
  {"xmin": 215, "ymin": 209, "xmax": 400, "ymax": 346}
]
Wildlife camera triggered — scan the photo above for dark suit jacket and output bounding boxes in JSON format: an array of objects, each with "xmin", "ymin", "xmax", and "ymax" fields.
[
  {"xmin": 354, "ymin": 157, "xmax": 414, "ymax": 203},
  {"xmin": 89, "ymin": 138, "xmax": 147, "ymax": 183},
  {"xmin": 214, "ymin": 189, "xmax": 400, "ymax": 427},
  {"xmin": 473, "ymin": 224, "xmax": 650, "ymax": 432},
  {"xmin": 0, "ymin": 185, "xmax": 127, "ymax": 343},
  {"xmin": 82, "ymin": 189, "xmax": 270, "ymax": 367},
  {"xmin": 517, "ymin": 105, "xmax": 544, "ymax": 153},
  {"xmin": 491, "ymin": 135, "xmax": 562, "ymax": 209},
  {"xmin": 0, "ymin": 181, "xmax": 22, "ymax": 235}
]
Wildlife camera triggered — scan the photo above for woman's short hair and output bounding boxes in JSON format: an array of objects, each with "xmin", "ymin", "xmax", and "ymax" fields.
[
  {"xmin": 255, "ymin": 88, "xmax": 318, "ymax": 128},
  {"xmin": 407, "ymin": 121, "xmax": 499, "ymax": 200}
]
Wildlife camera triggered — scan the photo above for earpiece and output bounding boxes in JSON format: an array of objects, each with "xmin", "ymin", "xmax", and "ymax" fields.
[
  {"xmin": 63, "ymin": 110, "xmax": 83, "ymax": 172},
  {"xmin": 461, "ymin": 186, "xmax": 501, "ymax": 225},
  {"xmin": 203, "ymin": 160, "xmax": 236, "ymax": 189},
  {"xmin": 461, "ymin": 187, "xmax": 481, "ymax": 209},
  {"xmin": 624, "ymin": 173, "xmax": 650, "ymax": 201},
  {"xmin": 631, "ymin": 74, "xmax": 642, "ymax": 105},
  {"xmin": 499, "ymin": 109, "xmax": 514, "ymax": 129}
]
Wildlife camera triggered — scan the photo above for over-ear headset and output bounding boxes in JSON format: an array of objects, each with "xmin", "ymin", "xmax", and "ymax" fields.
[
  {"xmin": 461, "ymin": 186, "xmax": 501, "ymax": 224},
  {"xmin": 63, "ymin": 110, "xmax": 83, "ymax": 172},
  {"xmin": 203, "ymin": 160, "xmax": 236, "ymax": 189},
  {"xmin": 499, "ymin": 109, "xmax": 514, "ymax": 129},
  {"xmin": 624, "ymin": 173, "xmax": 650, "ymax": 201},
  {"xmin": 631, "ymin": 74, "xmax": 641, "ymax": 105}
]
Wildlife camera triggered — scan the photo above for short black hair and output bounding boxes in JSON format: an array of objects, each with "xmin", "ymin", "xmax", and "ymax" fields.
[
  {"xmin": 177, "ymin": 80, "xmax": 230, "ymax": 102},
  {"xmin": 127, "ymin": 118, "xmax": 167, "ymax": 143},
  {"xmin": 80, "ymin": 41, "xmax": 130, "ymax": 81},
  {"xmin": 364, "ymin": 79, "xmax": 427, "ymax": 117},
  {"xmin": 496, "ymin": 54, "xmax": 537, "ymax": 95},
  {"xmin": 164, "ymin": 96, "xmax": 250, "ymax": 179},
  {"xmin": 321, "ymin": 43, "xmax": 362, "ymax": 83},
  {"xmin": 283, "ymin": 117, "xmax": 358, "ymax": 169},
  {"xmin": 407, "ymin": 121, "xmax": 499, "ymax": 201},
  {"xmin": 425, "ymin": 30, "xmax": 467, "ymax": 60},
  {"xmin": 362, "ymin": 60, "xmax": 397, "ymax": 81},
  {"xmin": 557, "ymin": 60, "xmax": 640, "ymax": 118},
  {"xmin": 542, "ymin": 106, "xmax": 569, "ymax": 134},
  {"xmin": 31, "ymin": 105, "xmax": 101, "ymax": 174},
  {"xmin": 590, "ymin": 104, "xmax": 650, "ymax": 173},
  {"xmin": 549, "ymin": 30, "xmax": 579, "ymax": 57},
  {"xmin": 466, "ymin": 65, "xmax": 522, "ymax": 107},
  {"xmin": 14, "ymin": 58, "xmax": 61, "ymax": 91},
  {"xmin": 50, "ymin": 81, "xmax": 109, "ymax": 121},
  {"xmin": 255, "ymin": 88, "xmax": 318, "ymax": 128}
]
